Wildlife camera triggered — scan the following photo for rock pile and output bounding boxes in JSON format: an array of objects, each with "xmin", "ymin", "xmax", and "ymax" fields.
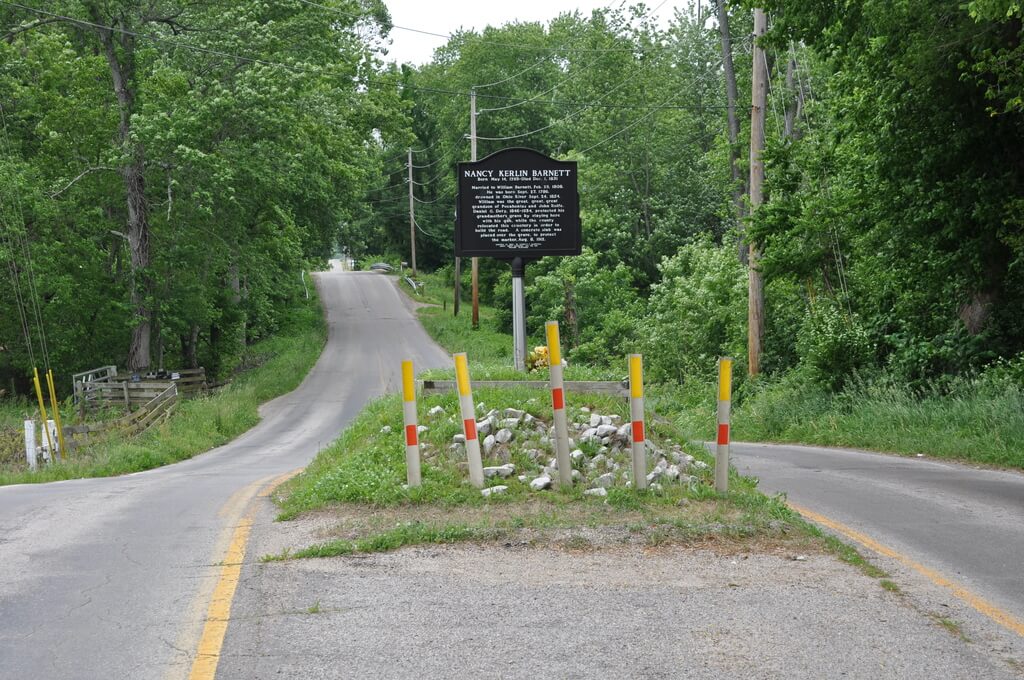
[{"xmin": 426, "ymin": 405, "xmax": 704, "ymax": 498}]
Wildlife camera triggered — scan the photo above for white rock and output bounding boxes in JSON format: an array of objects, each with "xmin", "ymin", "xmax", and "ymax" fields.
[
  {"xmin": 589, "ymin": 413, "xmax": 601, "ymax": 428},
  {"xmin": 646, "ymin": 469, "xmax": 663, "ymax": 484},
  {"xmin": 548, "ymin": 457, "xmax": 559, "ymax": 470},
  {"xmin": 428, "ymin": 405, "xmax": 445, "ymax": 417},
  {"xmin": 495, "ymin": 428, "xmax": 514, "ymax": 444},
  {"xmin": 600, "ymin": 415, "xmax": 613, "ymax": 426},
  {"xmin": 526, "ymin": 449, "xmax": 543, "ymax": 462},
  {"xmin": 616, "ymin": 423, "xmax": 632, "ymax": 439},
  {"xmin": 650, "ymin": 483, "xmax": 663, "ymax": 493},
  {"xmin": 580, "ymin": 407, "xmax": 591, "ymax": 413},
  {"xmin": 570, "ymin": 449, "xmax": 585, "ymax": 463},
  {"xmin": 610, "ymin": 415, "xmax": 622, "ymax": 425},
  {"xmin": 595, "ymin": 424, "xmax": 618, "ymax": 438},
  {"xmin": 483, "ymin": 434, "xmax": 496, "ymax": 456},
  {"xmin": 484, "ymin": 463, "xmax": 515, "ymax": 478},
  {"xmin": 481, "ymin": 485, "xmax": 508, "ymax": 498},
  {"xmin": 486, "ymin": 409, "xmax": 499, "ymax": 419},
  {"xmin": 401, "ymin": 484, "xmax": 410, "ymax": 491},
  {"xmin": 518, "ymin": 475, "xmax": 527, "ymax": 483},
  {"xmin": 453, "ymin": 433, "xmax": 466, "ymax": 444},
  {"xmin": 665, "ymin": 464, "xmax": 681, "ymax": 481},
  {"xmin": 476, "ymin": 420, "xmax": 493, "ymax": 437},
  {"xmin": 504, "ymin": 408, "xmax": 525, "ymax": 420},
  {"xmin": 581, "ymin": 427, "xmax": 598, "ymax": 439},
  {"xmin": 380, "ymin": 425, "xmax": 392, "ymax": 434},
  {"xmin": 591, "ymin": 453, "xmax": 607, "ymax": 468},
  {"xmin": 584, "ymin": 487, "xmax": 608, "ymax": 497},
  {"xmin": 655, "ymin": 458, "xmax": 668, "ymax": 472},
  {"xmin": 501, "ymin": 418, "xmax": 520, "ymax": 430},
  {"xmin": 543, "ymin": 466, "xmax": 558, "ymax": 478},
  {"xmin": 417, "ymin": 425, "xmax": 429, "ymax": 435},
  {"xmin": 692, "ymin": 460, "xmax": 709, "ymax": 471},
  {"xmin": 571, "ymin": 469, "xmax": 581, "ymax": 481},
  {"xmin": 530, "ymin": 476, "xmax": 552, "ymax": 491},
  {"xmin": 523, "ymin": 413, "xmax": 535, "ymax": 426},
  {"xmin": 596, "ymin": 472, "xmax": 615, "ymax": 488}
]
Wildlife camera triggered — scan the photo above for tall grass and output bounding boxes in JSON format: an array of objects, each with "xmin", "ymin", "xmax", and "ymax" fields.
[
  {"xmin": 0, "ymin": 282, "xmax": 326, "ymax": 485},
  {"xmin": 664, "ymin": 372, "xmax": 1024, "ymax": 468}
]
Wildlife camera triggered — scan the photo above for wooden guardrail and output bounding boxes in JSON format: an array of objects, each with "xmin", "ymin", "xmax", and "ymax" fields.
[
  {"xmin": 75, "ymin": 367, "xmax": 206, "ymax": 411},
  {"xmin": 419, "ymin": 379, "xmax": 629, "ymax": 397}
]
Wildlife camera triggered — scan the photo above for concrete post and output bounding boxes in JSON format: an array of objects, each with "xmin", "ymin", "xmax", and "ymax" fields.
[
  {"xmin": 545, "ymin": 321, "xmax": 573, "ymax": 487},
  {"xmin": 629, "ymin": 354, "xmax": 647, "ymax": 490},
  {"xmin": 716, "ymin": 357, "xmax": 733, "ymax": 493},
  {"xmin": 454, "ymin": 353, "xmax": 485, "ymax": 488},
  {"xmin": 401, "ymin": 360, "xmax": 421, "ymax": 488},
  {"xmin": 24, "ymin": 420, "xmax": 36, "ymax": 472}
]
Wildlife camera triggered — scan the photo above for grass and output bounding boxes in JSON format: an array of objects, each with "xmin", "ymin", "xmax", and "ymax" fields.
[
  {"xmin": 269, "ymin": 382, "xmax": 823, "ymax": 561},
  {"xmin": 661, "ymin": 373, "xmax": 1024, "ymax": 470},
  {"xmin": 0, "ymin": 282, "xmax": 326, "ymax": 485}
]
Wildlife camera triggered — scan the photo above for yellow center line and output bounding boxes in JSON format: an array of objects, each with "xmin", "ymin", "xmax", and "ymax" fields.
[
  {"xmin": 188, "ymin": 469, "xmax": 303, "ymax": 680},
  {"xmin": 789, "ymin": 501, "xmax": 1024, "ymax": 639}
]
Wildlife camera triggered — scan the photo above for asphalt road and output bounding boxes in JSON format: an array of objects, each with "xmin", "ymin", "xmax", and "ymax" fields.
[
  {"xmin": 0, "ymin": 267, "xmax": 450, "ymax": 680},
  {"xmin": 730, "ymin": 442, "xmax": 1024, "ymax": 634}
]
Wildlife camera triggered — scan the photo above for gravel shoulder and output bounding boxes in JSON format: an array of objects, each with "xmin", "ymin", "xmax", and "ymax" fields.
[{"xmin": 217, "ymin": 496, "xmax": 1024, "ymax": 679}]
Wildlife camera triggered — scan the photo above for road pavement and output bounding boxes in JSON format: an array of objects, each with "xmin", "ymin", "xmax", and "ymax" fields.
[
  {"xmin": 0, "ymin": 269, "xmax": 450, "ymax": 679},
  {"xmin": 730, "ymin": 442, "xmax": 1024, "ymax": 635}
]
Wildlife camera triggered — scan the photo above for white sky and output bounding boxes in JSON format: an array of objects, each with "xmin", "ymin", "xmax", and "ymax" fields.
[{"xmin": 381, "ymin": 1, "xmax": 687, "ymax": 66}]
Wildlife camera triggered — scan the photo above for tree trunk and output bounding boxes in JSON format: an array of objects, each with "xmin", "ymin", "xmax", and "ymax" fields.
[
  {"xmin": 92, "ymin": 8, "xmax": 152, "ymax": 372},
  {"xmin": 716, "ymin": 0, "xmax": 747, "ymax": 264}
]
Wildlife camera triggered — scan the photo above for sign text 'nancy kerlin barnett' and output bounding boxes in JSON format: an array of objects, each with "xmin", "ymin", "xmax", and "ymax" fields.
[{"xmin": 455, "ymin": 148, "xmax": 581, "ymax": 259}]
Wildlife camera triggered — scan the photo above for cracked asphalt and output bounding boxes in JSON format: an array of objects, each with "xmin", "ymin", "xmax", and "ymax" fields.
[{"xmin": 0, "ymin": 267, "xmax": 450, "ymax": 679}]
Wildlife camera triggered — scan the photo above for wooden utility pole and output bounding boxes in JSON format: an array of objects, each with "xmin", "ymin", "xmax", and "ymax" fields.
[
  {"xmin": 407, "ymin": 148, "xmax": 417, "ymax": 276},
  {"xmin": 748, "ymin": 8, "xmax": 767, "ymax": 377},
  {"xmin": 470, "ymin": 89, "xmax": 480, "ymax": 329},
  {"xmin": 715, "ymin": 0, "xmax": 747, "ymax": 264}
]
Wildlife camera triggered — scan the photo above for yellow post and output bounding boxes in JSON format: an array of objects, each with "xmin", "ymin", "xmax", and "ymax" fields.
[
  {"xmin": 32, "ymin": 367, "xmax": 56, "ymax": 459},
  {"xmin": 545, "ymin": 321, "xmax": 572, "ymax": 487},
  {"xmin": 46, "ymin": 369, "xmax": 67, "ymax": 458},
  {"xmin": 400, "ymin": 360, "xmax": 421, "ymax": 487}
]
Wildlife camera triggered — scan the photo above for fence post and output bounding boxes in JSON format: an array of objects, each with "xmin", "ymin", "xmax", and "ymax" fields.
[
  {"xmin": 454, "ymin": 353, "xmax": 485, "ymax": 488},
  {"xmin": 24, "ymin": 420, "xmax": 37, "ymax": 472},
  {"xmin": 545, "ymin": 321, "xmax": 573, "ymax": 487},
  {"xmin": 122, "ymin": 381, "xmax": 129, "ymax": 410},
  {"xmin": 716, "ymin": 357, "xmax": 733, "ymax": 493},
  {"xmin": 629, "ymin": 354, "xmax": 647, "ymax": 490},
  {"xmin": 401, "ymin": 360, "xmax": 422, "ymax": 488}
]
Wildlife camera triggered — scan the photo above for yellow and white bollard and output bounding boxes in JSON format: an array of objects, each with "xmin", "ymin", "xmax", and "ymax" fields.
[
  {"xmin": 454, "ymin": 353, "xmax": 485, "ymax": 488},
  {"xmin": 545, "ymin": 321, "xmax": 573, "ymax": 487},
  {"xmin": 32, "ymin": 368, "xmax": 56, "ymax": 460},
  {"xmin": 401, "ymin": 360, "xmax": 421, "ymax": 488},
  {"xmin": 716, "ymin": 357, "xmax": 732, "ymax": 493},
  {"xmin": 628, "ymin": 354, "xmax": 647, "ymax": 490}
]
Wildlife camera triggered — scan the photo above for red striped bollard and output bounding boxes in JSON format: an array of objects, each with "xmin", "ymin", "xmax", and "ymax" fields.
[
  {"xmin": 545, "ymin": 321, "xmax": 573, "ymax": 487},
  {"xmin": 454, "ymin": 352, "xmax": 485, "ymax": 488},
  {"xmin": 715, "ymin": 357, "xmax": 732, "ymax": 493},
  {"xmin": 401, "ymin": 360, "xmax": 421, "ymax": 488},
  {"xmin": 628, "ymin": 354, "xmax": 647, "ymax": 490}
]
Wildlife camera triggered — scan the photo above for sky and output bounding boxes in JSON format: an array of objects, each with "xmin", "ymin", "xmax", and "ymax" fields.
[{"xmin": 381, "ymin": 1, "xmax": 686, "ymax": 66}]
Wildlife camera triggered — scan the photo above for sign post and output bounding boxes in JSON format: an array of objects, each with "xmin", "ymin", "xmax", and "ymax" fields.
[{"xmin": 456, "ymin": 148, "xmax": 581, "ymax": 371}]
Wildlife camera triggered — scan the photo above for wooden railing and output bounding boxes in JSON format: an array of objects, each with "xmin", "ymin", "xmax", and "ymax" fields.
[
  {"xmin": 74, "ymin": 367, "xmax": 206, "ymax": 411},
  {"xmin": 62, "ymin": 383, "xmax": 178, "ymax": 453}
]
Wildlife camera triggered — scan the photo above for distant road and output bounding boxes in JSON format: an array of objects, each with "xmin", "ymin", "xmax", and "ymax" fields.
[
  {"xmin": 730, "ymin": 442, "xmax": 1024, "ymax": 636},
  {"xmin": 0, "ymin": 271, "xmax": 450, "ymax": 679}
]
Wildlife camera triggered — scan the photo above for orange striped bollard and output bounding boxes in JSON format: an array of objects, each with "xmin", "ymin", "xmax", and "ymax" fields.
[
  {"xmin": 545, "ymin": 321, "xmax": 572, "ymax": 486},
  {"xmin": 628, "ymin": 354, "xmax": 647, "ymax": 490},
  {"xmin": 401, "ymin": 360, "xmax": 421, "ymax": 488},
  {"xmin": 715, "ymin": 357, "xmax": 733, "ymax": 492},
  {"xmin": 454, "ymin": 353, "xmax": 485, "ymax": 488}
]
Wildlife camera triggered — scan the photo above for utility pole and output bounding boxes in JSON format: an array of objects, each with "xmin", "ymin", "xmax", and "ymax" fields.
[
  {"xmin": 715, "ymin": 0, "xmax": 747, "ymax": 264},
  {"xmin": 748, "ymin": 8, "xmax": 767, "ymax": 377},
  {"xmin": 407, "ymin": 148, "xmax": 417, "ymax": 276},
  {"xmin": 470, "ymin": 89, "xmax": 480, "ymax": 329}
]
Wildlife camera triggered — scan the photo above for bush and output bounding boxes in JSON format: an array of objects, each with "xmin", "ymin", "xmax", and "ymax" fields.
[
  {"xmin": 796, "ymin": 303, "xmax": 873, "ymax": 390},
  {"xmin": 644, "ymin": 239, "xmax": 746, "ymax": 383}
]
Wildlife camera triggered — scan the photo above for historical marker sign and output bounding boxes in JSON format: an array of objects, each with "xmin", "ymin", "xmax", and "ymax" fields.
[{"xmin": 456, "ymin": 148, "xmax": 580, "ymax": 258}]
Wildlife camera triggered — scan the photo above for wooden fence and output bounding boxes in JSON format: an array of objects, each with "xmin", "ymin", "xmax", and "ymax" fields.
[
  {"xmin": 74, "ymin": 367, "xmax": 206, "ymax": 412},
  {"xmin": 62, "ymin": 383, "xmax": 178, "ymax": 453}
]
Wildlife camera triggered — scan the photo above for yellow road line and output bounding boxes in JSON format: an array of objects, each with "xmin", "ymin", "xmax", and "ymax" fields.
[
  {"xmin": 189, "ymin": 469, "xmax": 302, "ymax": 680},
  {"xmin": 789, "ymin": 501, "xmax": 1024, "ymax": 639}
]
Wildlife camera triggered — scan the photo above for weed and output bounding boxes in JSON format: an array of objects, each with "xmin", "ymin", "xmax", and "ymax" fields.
[
  {"xmin": 307, "ymin": 601, "xmax": 322, "ymax": 614},
  {"xmin": 879, "ymin": 579, "xmax": 901, "ymax": 594}
]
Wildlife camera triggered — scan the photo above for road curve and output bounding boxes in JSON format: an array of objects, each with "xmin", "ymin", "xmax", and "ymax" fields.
[
  {"xmin": 730, "ymin": 442, "xmax": 1024, "ymax": 634},
  {"xmin": 0, "ymin": 269, "xmax": 450, "ymax": 680}
]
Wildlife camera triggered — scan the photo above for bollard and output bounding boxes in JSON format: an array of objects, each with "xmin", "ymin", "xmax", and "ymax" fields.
[
  {"xmin": 453, "ymin": 353, "xmax": 485, "ymax": 488},
  {"xmin": 715, "ymin": 357, "xmax": 732, "ymax": 493},
  {"xmin": 401, "ymin": 360, "xmax": 422, "ymax": 488},
  {"xmin": 46, "ymin": 369, "xmax": 67, "ymax": 459},
  {"xmin": 545, "ymin": 321, "xmax": 573, "ymax": 487},
  {"xmin": 32, "ymin": 367, "xmax": 56, "ymax": 459},
  {"xmin": 628, "ymin": 354, "xmax": 647, "ymax": 490},
  {"xmin": 24, "ymin": 420, "xmax": 37, "ymax": 472}
]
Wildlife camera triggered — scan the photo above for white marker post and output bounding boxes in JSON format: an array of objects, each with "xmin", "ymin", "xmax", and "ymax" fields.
[
  {"xmin": 24, "ymin": 420, "xmax": 37, "ymax": 472},
  {"xmin": 629, "ymin": 354, "xmax": 647, "ymax": 490},
  {"xmin": 716, "ymin": 357, "xmax": 733, "ymax": 493},
  {"xmin": 47, "ymin": 419, "xmax": 60, "ymax": 463},
  {"xmin": 454, "ymin": 353, "xmax": 485, "ymax": 488},
  {"xmin": 401, "ymin": 360, "xmax": 421, "ymax": 488},
  {"xmin": 545, "ymin": 321, "xmax": 573, "ymax": 487}
]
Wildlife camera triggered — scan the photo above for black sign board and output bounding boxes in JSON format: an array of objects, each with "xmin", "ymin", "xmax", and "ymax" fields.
[{"xmin": 456, "ymin": 148, "xmax": 580, "ymax": 258}]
